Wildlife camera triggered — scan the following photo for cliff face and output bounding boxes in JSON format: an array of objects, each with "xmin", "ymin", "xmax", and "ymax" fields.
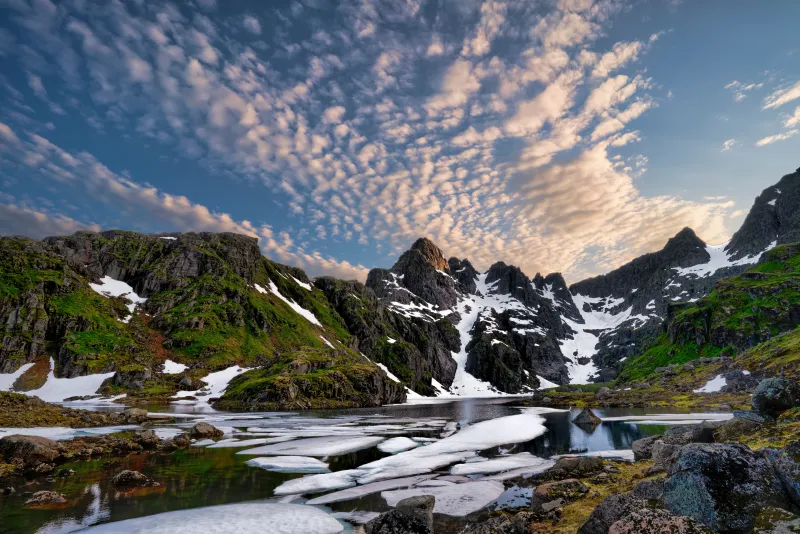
[{"xmin": 0, "ymin": 231, "xmax": 405, "ymax": 408}]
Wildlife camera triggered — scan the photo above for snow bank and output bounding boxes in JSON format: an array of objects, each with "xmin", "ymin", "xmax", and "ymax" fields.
[
  {"xmin": 80, "ymin": 503, "xmax": 344, "ymax": 533},
  {"xmin": 20, "ymin": 359, "xmax": 114, "ymax": 402},
  {"xmin": 89, "ymin": 276, "xmax": 146, "ymax": 322},
  {"xmin": 673, "ymin": 241, "xmax": 777, "ymax": 279},
  {"xmin": 693, "ymin": 374, "xmax": 726, "ymax": 393},
  {"xmin": 0, "ymin": 362, "xmax": 34, "ymax": 391},
  {"xmin": 162, "ymin": 360, "xmax": 187, "ymax": 374}
]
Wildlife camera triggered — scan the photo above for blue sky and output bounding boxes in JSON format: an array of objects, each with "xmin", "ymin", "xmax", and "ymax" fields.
[{"xmin": 0, "ymin": 0, "xmax": 798, "ymax": 283}]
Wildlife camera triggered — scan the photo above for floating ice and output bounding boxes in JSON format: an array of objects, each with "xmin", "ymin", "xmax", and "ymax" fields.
[
  {"xmin": 0, "ymin": 425, "xmax": 138, "ymax": 440},
  {"xmin": 600, "ymin": 413, "xmax": 732, "ymax": 423},
  {"xmin": 273, "ymin": 469, "xmax": 365, "ymax": 495},
  {"xmin": 246, "ymin": 456, "xmax": 329, "ymax": 473},
  {"xmin": 191, "ymin": 439, "xmax": 216, "ymax": 447},
  {"xmin": 80, "ymin": 503, "xmax": 344, "ymax": 533},
  {"xmin": 382, "ymin": 480, "xmax": 505, "ymax": 517},
  {"xmin": 89, "ymin": 276, "xmax": 147, "ymax": 322},
  {"xmin": 378, "ymin": 437, "xmax": 419, "ymax": 453},
  {"xmin": 162, "ymin": 360, "xmax": 188, "ymax": 374},
  {"xmin": 450, "ymin": 453, "xmax": 552, "ymax": 476},
  {"xmin": 305, "ymin": 475, "xmax": 436, "ymax": 505},
  {"xmin": 554, "ymin": 450, "xmax": 635, "ymax": 461},
  {"xmin": 330, "ymin": 511, "xmax": 380, "ymax": 525},
  {"xmin": 206, "ymin": 438, "xmax": 271, "ymax": 448},
  {"xmin": 237, "ymin": 435, "xmax": 385, "ymax": 457}
]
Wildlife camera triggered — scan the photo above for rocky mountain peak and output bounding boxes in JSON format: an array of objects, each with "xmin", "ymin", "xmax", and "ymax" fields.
[
  {"xmin": 660, "ymin": 227, "xmax": 709, "ymax": 267},
  {"xmin": 726, "ymin": 168, "xmax": 800, "ymax": 260},
  {"xmin": 404, "ymin": 237, "xmax": 450, "ymax": 272}
]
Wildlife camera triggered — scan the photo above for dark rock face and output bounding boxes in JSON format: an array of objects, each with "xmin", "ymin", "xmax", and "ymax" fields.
[
  {"xmin": 382, "ymin": 237, "xmax": 461, "ymax": 311},
  {"xmin": 188, "ymin": 423, "xmax": 223, "ymax": 439},
  {"xmin": 663, "ymin": 443, "xmax": 793, "ymax": 533},
  {"xmin": 364, "ymin": 495, "xmax": 434, "ymax": 534},
  {"xmin": 632, "ymin": 434, "xmax": 662, "ymax": 461},
  {"xmin": 578, "ymin": 492, "xmax": 648, "ymax": 534},
  {"xmin": 460, "ymin": 513, "xmax": 534, "ymax": 534},
  {"xmin": 762, "ymin": 441, "xmax": 800, "ymax": 507},
  {"xmin": 752, "ymin": 378, "xmax": 800, "ymax": 419},
  {"xmin": 609, "ymin": 508, "xmax": 714, "ymax": 534},
  {"xmin": 726, "ymin": 168, "xmax": 800, "ymax": 260}
]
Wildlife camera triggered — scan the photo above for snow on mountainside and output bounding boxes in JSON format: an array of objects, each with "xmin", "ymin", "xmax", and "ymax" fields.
[{"xmin": 366, "ymin": 168, "xmax": 800, "ymax": 395}]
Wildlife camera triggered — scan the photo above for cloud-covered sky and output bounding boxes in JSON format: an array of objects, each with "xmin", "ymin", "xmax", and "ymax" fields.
[{"xmin": 0, "ymin": 0, "xmax": 798, "ymax": 283}]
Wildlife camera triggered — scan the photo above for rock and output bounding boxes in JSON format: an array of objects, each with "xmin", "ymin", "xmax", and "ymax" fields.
[
  {"xmin": 24, "ymin": 490, "xmax": 66, "ymax": 506},
  {"xmin": 0, "ymin": 435, "xmax": 62, "ymax": 473},
  {"xmin": 733, "ymin": 410, "xmax": 771, "ymax": 423},
  {"xmin": 2, "ymin": 486, "xmax": 15, "ymax": 495},
  {"xmin": 761, "ymin": 441, "xmax": 800, "ymax": 506},
  {"xmin": 188, "ymin": 422, "xmax": 224, "ymax": 439},
  {"xmin": 168, "ymin": 434, "xmax": 191, "ymax": 449},
  {"xmin": 632, "ymin": 434, "xmax": 662, "ymax": 461},
  {"xmin": 596, "ymin": 387, "xmax": 612, "ymax": 399},
  {"xmin": 364, "ymin": 495, "xmax": 434, "ymax": 534},
  {"xmin": 531, "ymin": 479, "xmax": 589, "ymax": 513},
  {"xmin": 720, "ymin": 370, "xmax": 759, "ymax": 392},
  {"xmin": 578, "ymin": 492, "xmax": 647, "ymax": 534},
  {"xmin": 112, "ymin": 470, "xmax": 153, "ymax": 487},
  {"xmin": 663, "ymin": 443, "xmax": 793, "ymax": 533},
  {"xmin": 548, "ymin": 456, "xmax": 604, "ymax": 480},
  {"xmin": 662, "ymin": 420, "xmax": 724, "ymax": 445},
  {"xmin": 751, "ymin": 507, "xmax": 800, "ymax": 534},
  {"xmin": 461, "ymin": 513, "xmax": 534, "ymax": 534},
  {"xmin": 609, "ymin": 508, "xmax": 714, "ymax": 534},
  {"xmin": 752, "ymin": 378, "xmax": 800, "ymax": 419},
  {"xmin": 122, "ymin": 408, "xmax": 148, "ymax": 423},
  {"xmin": 135, "ymin": 429, "xmax": 159, "ymax": 448},
  {"xmin": 650, "ymin": 440, "xmax": 682, "ymax": 474},
  {"xmin": 631, "ymin": 478, "xmax": 665, "ymax": 501},
  {"xmin": 713, "ymin": 417, "xmax": 763, "ymax": 442},
  {"xmin": 572, "ymin": 408, "xmax": 602, "ymax": 426}
]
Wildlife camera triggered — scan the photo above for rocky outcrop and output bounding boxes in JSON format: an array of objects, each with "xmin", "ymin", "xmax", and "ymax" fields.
[
  {"xmin": 572, "ymin": 408, "xmax": 602, "ymax": 426},
  {"xmin": 752, "ymin": 378, "xmax": 800, "ymax": 419},
  {"xmin": 364, "ymin": 495, "xmax": 434, "ymax": 534},
  {"xmin": 530, "ymin": 478, "xmax": 589, "ymax": 513},
  {"xmin": 0, "ymin": 435, "xmax": 62, "ymax": 473}
]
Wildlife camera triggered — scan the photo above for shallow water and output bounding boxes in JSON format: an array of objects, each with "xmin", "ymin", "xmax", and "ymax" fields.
[{"xmin": 0, "ymin": 399, "xmax": 707, "ymax": 533}]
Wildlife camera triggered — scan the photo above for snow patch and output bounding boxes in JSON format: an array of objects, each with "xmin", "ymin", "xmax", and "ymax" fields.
[
  {"xmin": 693, "ymin": 374, "xmax": 727, "ymax": 393},
  {"xmin": 89, "ymin": 276, "xmax": 146, "ymax": 322},
  {"xmin": 0, "ymin": 363, "xmax": 34, "ymax": 391},
  {"xmin": 162, "ymin": 360, "xmax": 187, "ymax": 374},
  {"xmin": 290, "ymin": 275, "xmax": 312, "ymax": 291},
  {"xmin": 20, "ymin": 359, "xmax": 114, "ymax": 402},
  {"xmin": 255, "ymin": 281, "xmax": 321, "ymax": 326},
  {"xmin": 674, "ymin": 241, "xmax": 777, "ymax": 279}
]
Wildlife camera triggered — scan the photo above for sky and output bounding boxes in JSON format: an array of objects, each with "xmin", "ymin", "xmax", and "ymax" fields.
[{"xmin": 0, "ymin": 0, "xmax": 798, "ymax": 285}]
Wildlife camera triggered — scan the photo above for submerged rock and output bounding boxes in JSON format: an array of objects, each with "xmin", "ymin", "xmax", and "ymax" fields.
[
  {"xmin": 572, "ymin": 408, "xmax": 602, "ymax": 426},
  {"xmin": 112, "ymin": 470, "xmax": 155, "ymax": 487},
  {"xmin": 24, "ymin": 490, "xmax": 66, "ymax": 506},
  {"xmin": 188, "ymin": 422, "xmax": 224, "ymax": 439},
  {"xmin": 364, "ymin": 495, "xmax": 434, "ymax": 534}
]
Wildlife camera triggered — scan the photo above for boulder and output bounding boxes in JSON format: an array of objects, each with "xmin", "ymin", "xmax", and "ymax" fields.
[
  {"xmin": 578, "ymin": 493, "xmax": 647, "ymax": 534},
  {"xmin": 112, "ymin": 470, "xmax": 153, "ymax": 487},
  {"xmin": 460, "ymin": 513, "xmax": 534, "ymax": 534},
  {"xmin": 122, "ymin": 408, "xmax": 149, "ymax": 423},
  {"xmin": 649, "ymin": 440, "xmax": 682, "ymax": 474},
  {"xmin": 663, "ymin": 443, "xmax": 793, "ymax": 533},
  {"xmin": 752, "ymin": 378, "xmax": 800, "ymax": 419},
  {"xmin": 761, "ymin": 441, "xmax": 800, "ymax": 506},
  {"xmin": 572, "ymin": 408, "xmax": 602, "ymax": 426},
  {"xmin": 713, "ymin": 418, "xmax": 762, "ymax": 442},
  {"xmin": 24, "ymin": 490, "xmax": 66, "ymax": 506},
  {"xmin": 632, "ymin": 435, "xmax": 662, "ymax": 461},
  {"xmin": 609, "ymin": 508, "xmax": 714, "ymax": 534},
  {"xmin": 0, "ymin": 435, "xmax": 62, "ymax": 473},
  {"xmin": 531, "ymin": 478, "xmax": 589, "ymax": 513},
  {"xmin": 135, "ymin": 429, "xmax": 160, "ymax": 448},
  {"xmin": 751, "ymin": 507, "xmax": 800, "ymax": 534},
  {"xmin": 548, "ymin": 455, "xmax": 604, "ymax": 479},
  {"xmin": 596, "ymin": 387, "xmax": 612, "ymax": 399},
  {"xmin": 631, "ymin": 478, "xmax": 665, "ymax": 501},
  {"xmin": 364, "ymin": 495, "xmax": 434, "ymax": 534},
  {"xmin": 188, "ymin": 422, "xmax": 224, "ymax": 439}
]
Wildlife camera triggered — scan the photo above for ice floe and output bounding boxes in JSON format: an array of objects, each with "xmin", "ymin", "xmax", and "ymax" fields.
[
  {"xmin": 80, "ymin": 503, "xmax": 344, "ymax": 533},
  {"xmin": 206, "ymin": 438, "xmax": 271, "ymax": 448},
  {"xmin": 382, "ymin": 480, "xmax": 505, "ymax": 517},
  {"xmin": 273, "ymin": 469, "xmax": 365, "ymax": 495},
  {"xmin": 305, "ymin": 475, "xmax": 436, "ymax": 505},
  {"xmin": 236, "ymin": 435, "xmax": 385, "ymax": 457},
  {"xmin": 0, "ymin": 425, "xmax": 138, "ymax": 440},
  {"xmin": 378, "ymin": 437, "xmax": 420, "ymax": 453},
  {"xmin": 449, "ymin": 453, "xmax": 553, "ymax": 476},
  {"xmin": 600, "ymin": 413, "xmax": 732, "ymax": 424},
  {"xmin": 246, "ymin": 456, "xmax": 330, "ymax": 473}
]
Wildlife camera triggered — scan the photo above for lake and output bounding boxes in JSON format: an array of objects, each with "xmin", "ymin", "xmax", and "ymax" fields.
[{"xmin": 0, "ymin": 398, "xmax": 726, "ymax": 533}]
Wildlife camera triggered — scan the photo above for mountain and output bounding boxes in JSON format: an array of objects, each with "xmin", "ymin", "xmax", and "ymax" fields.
[{"xmin": 0, "ymin": 168, "xmax": 798, "ymax": 405}]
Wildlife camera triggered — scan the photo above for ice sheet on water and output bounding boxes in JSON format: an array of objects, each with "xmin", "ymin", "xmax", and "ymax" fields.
[
  {"xmin": 554, "ymin": 450, "xmax": 635, "ymax": 461},
  {"xmin": 152, "ymin": 427, "xmax": 183, "ymax": 439},
  {"xmin": 481, "ymin": 462, "xmax": 555, "ymax": 481},
  {"xmin": 191, "ymin": 439, "xmax": 216, "ymax": 447},
  {"xmin": 0, "ymin": 425, "xmax": 138, "ymax": 440},
  {"xmin": 449, "ymin": 453, "xmax": 553, "ymax": 476},
  {"xmin": 236, "ymin": 435, "xmax": 385, "ymax": 457},
  {"xmin": 305, "ymin": 475, "xmax": 436, "ymax": 505},
  {"xmin": 600, "ymin": 413, "xmax": 732, "ymax": 423},
  {"xmin": 378, "ymin": 437, "xmax": 419, "ymax": 453},
  {"xmin": 80, "ymin": 503, "xmax": 344, "ymax": 533},
  {"xmin": 330, "ymin": 511, "xmax": 381, "ymax": 525},
  {"xmin": 273, "ymin": 469, "xmax": 365, "ymax": 495},
  {"xmin": 246, "ymin": 456, "xmax": 329, "ymax": 473},
  {"xmin": 382, "ymin": 480, "xmax": 505, "ymax": 517},
  {"xmin": 206, "ymin": 438, "xmax": 271, "ymax": 448}
]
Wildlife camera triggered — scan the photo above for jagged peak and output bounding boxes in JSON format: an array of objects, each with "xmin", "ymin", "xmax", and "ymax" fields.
[{"xmin": 396, "ymin": 237, "xmax": 450, "ymax": 272}]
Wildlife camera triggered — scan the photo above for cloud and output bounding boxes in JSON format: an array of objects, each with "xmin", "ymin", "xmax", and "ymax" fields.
[
  {"xmin": 0, "ymin": 201, "xmax": 100, "ymax": 238},
  {"xmin": 755, "ymin": 129, "xmax": 798, "ymax": 147},
  {"xmin": 591, "ymin": 41, "xmax": 643, "ymax": 79},
  {"xmin": 721, "ymin": 139, "xmax": 736, "ymax": 152},
  {"xmin": 784, "ymin": 106, "xmax": 800, "ymax": 128},
  {"xmin": 763, "ymin": 81, "xmax": 800, "ymax": 110},
  {"xmin": 505, "ymin": 70, "xmax": 581, "ymax": 135},
  {"xmin": 242, "ymin": 15, "xmax": 261, "ymax": 35},
  {"xmin": 425, "ymin": 58, "xmax": 483, "ymax": 114}
]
